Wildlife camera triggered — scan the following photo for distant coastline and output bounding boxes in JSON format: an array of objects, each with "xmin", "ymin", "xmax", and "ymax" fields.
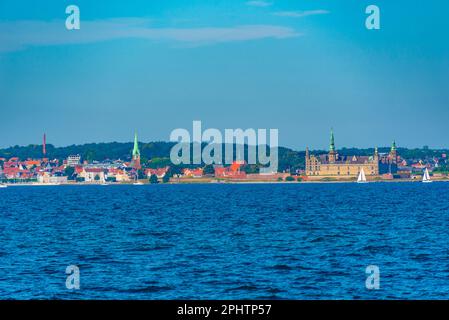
[
  {"xmin": 1, "ymin": 134, "xmax": 448, "ymax": 186},
  {"xmin": 3, "ymin": 177, "xmax": 449, "ymax": 187}
]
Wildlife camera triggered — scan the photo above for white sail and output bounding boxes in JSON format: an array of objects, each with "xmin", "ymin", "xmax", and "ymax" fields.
[
  {"xmin": 422, "ymin": 168, "xmax": 432, "ymax": 183},
  {"xmin": 357, "ymin": 168, "xmax": 367, "ymax": 183}
]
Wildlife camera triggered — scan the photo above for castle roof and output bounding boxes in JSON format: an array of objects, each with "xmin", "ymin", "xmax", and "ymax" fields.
[{"xmin": 317, "ymin": 154, "xmax": 373, "ymax": 164}]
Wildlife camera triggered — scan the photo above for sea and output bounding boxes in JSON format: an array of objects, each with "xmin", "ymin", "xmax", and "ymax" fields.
[{"xmin": 1, "ymin": 182, "xmax": 449, "ymax": 300}]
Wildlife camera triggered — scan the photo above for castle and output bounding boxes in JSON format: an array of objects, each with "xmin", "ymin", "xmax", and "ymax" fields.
[{"xmin": 305, "ymin": 130, "xmax": 398, "ymax": 179}]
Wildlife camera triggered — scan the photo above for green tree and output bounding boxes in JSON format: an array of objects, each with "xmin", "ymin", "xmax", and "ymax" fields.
[
  {"xmin": 64, "ymin": 166, "xmax": 75, "ymax": 180},
  {"xmin": 162, "ymin": 173, "xmax": 170, "ymax": 183},
  {"xmin": 137, "ymin": 170, "xmax": 146, "ymax": 179},
  {"xmin": 242, "ymin": 164, "xmax": 259, "ymax": 174},
  {"xmin": 85, "ymin": 150, "xmax": 96, "ymax": 162},
  {"xmin": 148, "ymin": 157, "xmax": 172, "ymax": 168},
  {"xmin": 94, "ymin": 174, "xmax": 100, "ymax": 181},
  {"xmin": 170, "ymin": 165, "xmax": 183, "ymax": 177},
  {"xmin": 285, "ymin": 176, "xmax": 295, "ymax": 182},
  {"xmin": 203, "ymin": 164, "xmax": 215, "ymax": 175},
  {"xmin": 149, "ymin": 174, "xmax": 159, "ymax": 184}
]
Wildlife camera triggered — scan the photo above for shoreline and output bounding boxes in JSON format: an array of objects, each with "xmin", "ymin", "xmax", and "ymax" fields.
[{"xmin": 2, "ymin": 179, "xmax": 449, "ymax": 187}]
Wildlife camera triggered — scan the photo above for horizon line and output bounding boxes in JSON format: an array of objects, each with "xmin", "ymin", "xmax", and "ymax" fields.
[{"xmin": 1, "ymin": 140, "xmax": 449, "ymax": 153}]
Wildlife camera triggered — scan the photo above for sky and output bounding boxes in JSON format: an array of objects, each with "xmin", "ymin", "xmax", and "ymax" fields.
[{"xmin": 0, "ymin": 0, "xmax": 448, "ymax": 150}]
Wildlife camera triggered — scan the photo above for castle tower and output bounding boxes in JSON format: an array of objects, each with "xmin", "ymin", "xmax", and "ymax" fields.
[
  {"xmin": 305, "ymin": 147, "xmax": 310, "ymax": 173},
  {"xmin": 374, "ymin": 146, "xmax": 379, "ymax": 160},
  {"xmin": 132, "ymin": 132, "xmax": 141, "ymax": 169},
  {"xmin": 389, "ymin": 140, "xmax": 397, "ymax": 163},
  {"xmin": 328, "ymin": 129, "xmax": 337, "ymax": 163}
]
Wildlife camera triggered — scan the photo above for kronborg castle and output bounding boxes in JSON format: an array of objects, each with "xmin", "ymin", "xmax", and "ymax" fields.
[{"xmin": 305, "ymin": 130, "xmax": 399, "ymax": 179}]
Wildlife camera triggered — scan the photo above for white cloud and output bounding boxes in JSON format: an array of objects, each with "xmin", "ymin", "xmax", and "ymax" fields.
[
  {"xmin": 0, "ymin": 18, "xmax": 300, "ymax": 52},
  {"xmin": 273, "ymin": 10, "xmax": 330, "ymax": 18},
  {"xmin": 246, "ymin": 1, "xmax": 273, "ymax": 7}
]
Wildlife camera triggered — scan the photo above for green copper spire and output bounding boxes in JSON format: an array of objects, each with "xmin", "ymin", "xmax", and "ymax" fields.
[
  {"xmin": 391, "ymin": 140, "xmax": 396, "ymax": 152},
  {"xmin": 329, "ymin": 128, "xmax": 335, "ymax": 152},
  {"xmin": 132, "ymin": 132, "xmax": 140, "ymax": 157}
]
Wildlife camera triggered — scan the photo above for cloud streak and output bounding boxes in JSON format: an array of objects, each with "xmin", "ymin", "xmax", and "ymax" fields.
[
  {"xmin": 0, "ymin": 18, "xmax": 300, "ymax": 52},
  {"xmin": 273, "ymin": 10, "xmax": 330, "ymax": 18},
  {"xmin": 246, "ymin": 1, "xmax": 273, "ymax": 7}
]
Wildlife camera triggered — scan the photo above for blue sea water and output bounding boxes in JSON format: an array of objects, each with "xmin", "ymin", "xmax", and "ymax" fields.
[{"xmin": 1, "ymin": 182, "xmax": 449, "ymax": 300}]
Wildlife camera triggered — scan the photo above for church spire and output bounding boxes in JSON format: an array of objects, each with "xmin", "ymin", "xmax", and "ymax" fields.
[
  {"xmin": 328, "ymin": 128, "xmax": 337, "ymax": 163},
  {"xmin": 391, "ymin": 140, "xmax": 396, "ymax": 152},
  {"xmin": 132, "ymin": 132, "xmax": 140, "ymax": 157},
  {"xmin": 132, "ymin": 132, "xmax": 141, "ymax": 169},
  {"xmin": 329, "ymin": 128, "xmax": 335, "ymax": 152}
]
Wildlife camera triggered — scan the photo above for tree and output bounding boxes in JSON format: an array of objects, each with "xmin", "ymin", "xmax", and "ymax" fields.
[
  {"xmin": 285, "ymin": 176, "xmax": 295, "ymax": 182},
  {"xmin": 64, "ymin": 166, "xmax": 75, "ymax": 180},
  {"xmin": 137, "ymin": 170, "xmax": 146, "ymax": 180},
  {"xmin": 94, "ymin": 174, "xmax": 100, "ymax": 181},
  {"xmin": 106, "ymin": 177, "xmax": 116, "ymax": 183},
  {"xmin": 162, "ymin": 168, "xmax": 172, "ymax": 183},
  {"xmin": 162, "ymin": 173, "xmax": 170, "ymax": 183},
  {"xmin": 149, "ymin": 174, "xmax": 158, "ymax": 184},
  {"xmin": 203, "ymin": 164, "xmax": 215, "ymax": 175},
  {"xmin": 85, "ymin": 150, "xmax": 96, "ymax": 162},
  {"xmin": 170, "ymin": 165, "xmax": 183, "ymax": 177}
]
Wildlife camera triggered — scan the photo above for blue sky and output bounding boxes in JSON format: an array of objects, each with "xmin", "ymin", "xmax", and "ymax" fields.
[{"xmin": 0, "ymin": 0, "xmax": 448, "ymax": 149}]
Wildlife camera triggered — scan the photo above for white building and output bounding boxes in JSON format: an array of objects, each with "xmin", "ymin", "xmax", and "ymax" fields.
[
  {"xmin": 67, "ymin": 155, "xmax": 81, "ymax": 167},
  {"xmin": 37, "ymin": 172, "xmax": 68, "ymax": 184}
]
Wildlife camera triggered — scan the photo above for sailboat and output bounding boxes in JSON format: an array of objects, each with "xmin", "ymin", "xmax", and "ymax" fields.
[
  {"xmin": 0, "ymin": 183, "xmax": 7, "ymax": 188},
  {"xmin": 422, "ymin": 168, "xmax": 432, "ymax": 183},
  {"xmin": 133, "ymin": 174, "xmax": 144, "ymax": 185},
  {"xmin": 357, "ymin": 168, "xmax": 368, "ymax": 183}
]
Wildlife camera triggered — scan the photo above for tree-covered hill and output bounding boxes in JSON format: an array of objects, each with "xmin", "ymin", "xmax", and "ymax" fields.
[{"xmin": 0, "ymin": 142, "xmax": 447, "ymax": 171}]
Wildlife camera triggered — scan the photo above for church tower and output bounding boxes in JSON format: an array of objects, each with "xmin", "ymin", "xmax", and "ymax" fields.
[
  {"xmin": 389, "ymin": 140, "xmax": 397, "ymax": 163},
  {"xmin": 132, "ymin": 132, "xmax": 141, "ymax": 169},
  {"xmin": 328, "ymin": 129, "xmax": 337, "ymax": 163}
]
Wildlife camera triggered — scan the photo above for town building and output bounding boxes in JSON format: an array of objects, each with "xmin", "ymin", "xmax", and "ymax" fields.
[
  {"xmin": 37, "ymin": 172, "xmax": 68, "ymax": 184},
  {"xmin": 145, "ymin": 166, "xmax": 169, "ymax": 179},
  {"xmin": 182, "ymin": 168, "xmax": 204, "ymax": 178},
  {"xmin": 78, "ymin": 168, "xmax": 106, "ymax": 183},
  {"xmin": 107, "ymin": 168, "xmax": 130, "ymax": 182},
  {"xmin": 214, "ymin": 161, "xmax": 247, "ymax": 179},
  {"xmin": 67, "ymin": 155, "xmax": 81, "ymax": 167}
]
